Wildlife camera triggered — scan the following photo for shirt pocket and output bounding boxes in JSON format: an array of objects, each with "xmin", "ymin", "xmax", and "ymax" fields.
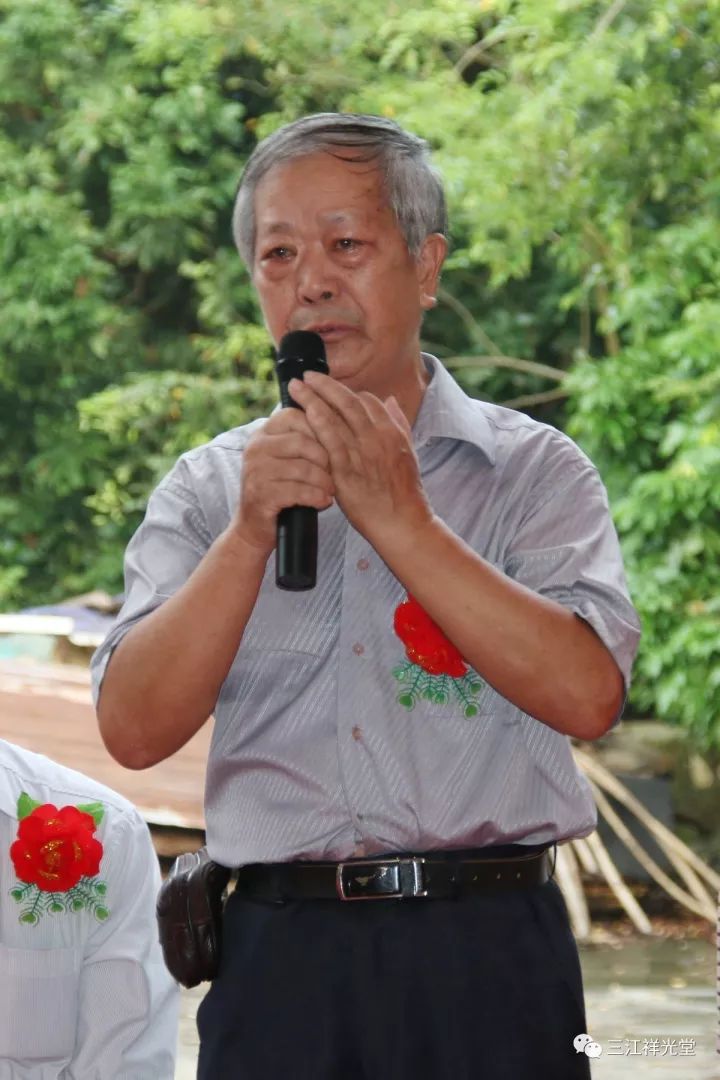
[
  {"xmin": 0, "ymin": 942, "xmax": 80, "ymax": 1063},
  {"xmin": 473, "ymin": 681, "xmax": 521, "ymax": 724}
]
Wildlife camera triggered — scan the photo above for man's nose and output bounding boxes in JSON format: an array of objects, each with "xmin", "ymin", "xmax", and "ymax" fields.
[{"xmin": 296, "ymin": 248, "xmax": 337, "ymax": 304}]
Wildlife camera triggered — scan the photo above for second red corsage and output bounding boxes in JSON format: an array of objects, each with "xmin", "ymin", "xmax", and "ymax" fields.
[{"xmin": 9, "ymin": 793, "xmax": 109, "ymax": 925}]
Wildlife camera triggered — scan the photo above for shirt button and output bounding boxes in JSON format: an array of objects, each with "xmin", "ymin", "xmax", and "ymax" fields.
[
  {"xmin": 356, "ymin": 558, "xmax": 369, "ymax": 571},
  {"xmin": 351, "ymin": 725, "xmax": 362, "ymax": 741},
  {"xmin": 352, "ymin": 642, "xmax": 365, "ymax": 656}
]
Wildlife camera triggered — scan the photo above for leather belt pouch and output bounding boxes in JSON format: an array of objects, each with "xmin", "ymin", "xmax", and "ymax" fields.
[{"xmin": 156, "ymin": 847, "xmax": 231, "ymax": 988}]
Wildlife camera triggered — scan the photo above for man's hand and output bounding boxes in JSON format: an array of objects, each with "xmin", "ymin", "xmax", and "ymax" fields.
[
  {"xmin": 287, "ymin": 371, "xmax": 434, "ymax": 549},
  {"xmin": 232, "ymin": 407, "xmax": 336, "ymax": 556}
]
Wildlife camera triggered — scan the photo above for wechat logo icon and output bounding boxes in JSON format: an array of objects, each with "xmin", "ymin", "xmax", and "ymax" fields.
[{"xmin": 574, "ymin": 1033, "xmax": 603, "ymax": 1058}]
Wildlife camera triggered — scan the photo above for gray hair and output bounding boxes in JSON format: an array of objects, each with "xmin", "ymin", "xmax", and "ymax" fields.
[{"xmin": 232, "ymin": 112, "xmax": 447, "ymax": 267}]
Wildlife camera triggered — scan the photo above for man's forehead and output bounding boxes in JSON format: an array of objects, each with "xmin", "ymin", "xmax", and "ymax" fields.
[
  {"xmin": 258, "ymin": 210, "xmax": 373, "ymax": 236},
  {"xmin": 255, "ymin": 154, "xmax": 387, "ymax": 228}
]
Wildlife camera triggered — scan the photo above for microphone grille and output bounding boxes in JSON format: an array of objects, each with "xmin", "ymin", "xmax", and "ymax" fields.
[{"xmin": 277, "ymin": 331, "xmax": 327, "ymax": 365}]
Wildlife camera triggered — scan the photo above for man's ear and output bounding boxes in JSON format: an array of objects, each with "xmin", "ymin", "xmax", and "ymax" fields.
[{"xmin": 417, "ymin": 233, "xmax": 447, "ymax": 311}]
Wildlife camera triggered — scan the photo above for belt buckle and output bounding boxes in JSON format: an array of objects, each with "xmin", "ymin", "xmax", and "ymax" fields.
[{"xmin": 335, "ymin": 856, "xmax": 427, "ymax": 900}]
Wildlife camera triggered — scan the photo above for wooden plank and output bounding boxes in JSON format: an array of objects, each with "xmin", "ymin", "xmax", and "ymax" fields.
[{"xmin": 0, "ymin": 662, "xmax": 209, "ymax": 831}]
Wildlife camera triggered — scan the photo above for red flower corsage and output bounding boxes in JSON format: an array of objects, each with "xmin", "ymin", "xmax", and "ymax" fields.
[
  {"xmin": 9, "ymin": 794, "xmax": 109, "ymax": 925},
  {"xmin": 392, "ymin": 595, "xmax": 484, "ymax": 718},
  {"xmin": 394, "ymin": 595, "xmax": 468, "ymax": 677}
]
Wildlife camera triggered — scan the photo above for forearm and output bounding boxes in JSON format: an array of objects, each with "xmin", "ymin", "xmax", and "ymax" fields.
[
  {"xmin": 377, "ymin": 516, "xmax": 624, "ymax": 740},
  {"xmin": 97, "ymin": 527, "xmax": 270, "ymax": 768}
]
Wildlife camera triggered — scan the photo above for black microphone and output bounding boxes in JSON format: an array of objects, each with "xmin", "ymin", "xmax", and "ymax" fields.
[{"xmin": 274, "ymin": 330, "xmax": 329, "ymax": 590}]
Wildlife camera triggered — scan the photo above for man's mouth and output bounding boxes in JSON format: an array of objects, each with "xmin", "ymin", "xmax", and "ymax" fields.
[{"xmin": 306, "ymin": 324, "xmax": 357, "ymax": 341}]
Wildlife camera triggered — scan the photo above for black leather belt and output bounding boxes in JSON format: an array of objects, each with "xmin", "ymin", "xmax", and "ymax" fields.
[{"xmin": 234, "ymin": 845, "xmax": 554, "ymax": 902}]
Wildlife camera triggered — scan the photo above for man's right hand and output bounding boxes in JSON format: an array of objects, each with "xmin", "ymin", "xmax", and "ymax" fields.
[{"xmin": 231, "ymin": 409, "xmax": 336, "ymax": 556}]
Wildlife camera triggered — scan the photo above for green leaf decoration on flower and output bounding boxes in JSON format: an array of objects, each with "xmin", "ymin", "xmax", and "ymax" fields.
[
  {"xmin": 49, "ymin": 902, "xmax": 64, "ymax": 913},
  {"xmin": 392, "ymin": 658, "xmax": 486, "ymax": 720},
  {"xmin": 95, "ymin": 906, "xmax": 109, "ymax": 921},
  {"xmin": 76, "ymin": 802, "xmax": 105, "ymax": 827},
  {"xmin": 10, "ymin": 888, "xmax": 24, "ymax": 902},
  {"xmin": 20, "ymin": 911, "xmax": 39, "ymax": 925},
  {"xmin": 16, "ymin": 792, "xmax": 43, "ymax": 820}
]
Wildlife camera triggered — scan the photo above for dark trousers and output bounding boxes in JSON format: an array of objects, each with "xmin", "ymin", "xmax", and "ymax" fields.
[{"xmin": 196, "ymin": 871, "xmax": 591, "ymax": 1079}]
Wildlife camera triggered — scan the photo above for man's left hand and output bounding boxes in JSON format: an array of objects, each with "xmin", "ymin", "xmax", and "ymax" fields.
[{"xmin": 288, "ymin": 371, "xmax": 433, "ymax": 550}]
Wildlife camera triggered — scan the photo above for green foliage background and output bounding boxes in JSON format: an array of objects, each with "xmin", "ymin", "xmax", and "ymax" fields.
[{"xmin": 1, "ymin": 0, "xmax": 718, "ymax": 748}]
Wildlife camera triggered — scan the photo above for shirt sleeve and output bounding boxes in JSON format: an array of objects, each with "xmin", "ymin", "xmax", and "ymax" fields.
[
  {"xmin": 90, "ymin": 458, "xmax": 213, "ymax": 707},
  {"xmin": 68, "ymin": 806, "xmax": 179, "ymax": 1079},
  {"xmin": 503, "ymin": 452, "xmax": 641, "ymax": 697}
]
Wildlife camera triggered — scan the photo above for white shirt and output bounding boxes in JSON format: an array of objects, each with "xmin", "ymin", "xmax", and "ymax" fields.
[{"xmin": 0, "ymin": 739, "xmax": 179, "ymax": 1079}]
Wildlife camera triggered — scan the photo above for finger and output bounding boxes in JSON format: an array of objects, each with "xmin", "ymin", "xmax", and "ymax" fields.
[
  {"xmin": 263, "ymin": 429, "xmax": 332, "ymax": 471},
  {"xmin": 263, "ymin": 457, "xmax": 335, "ymax": 496},
  {"xmin": 262, "ymin": 411, "xmax": 332, "ymax": 468},
  {"xmin": 290, "ymin": 373, "xmax": 375, "ymax": 440},
  {"xmin": 383, "ymin": 395, "xmax": 413, "ymax": 437},
  {"xmin": 269, "ymin": 482, "xmax": 335, "ymax": 511}
]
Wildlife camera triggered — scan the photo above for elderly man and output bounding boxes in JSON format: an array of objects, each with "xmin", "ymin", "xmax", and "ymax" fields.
[{"xmin": 92, "ymin": 113, "xmax": 640, "ymax": 1079}]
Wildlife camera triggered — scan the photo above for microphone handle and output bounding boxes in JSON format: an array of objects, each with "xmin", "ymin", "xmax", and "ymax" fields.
[
  {"xmin": 274, "ymin": 333, "xmax": 328, "ymax": 591},
  {"xmin": 276, "ymin": 505, "xmax": 318, "ymax": 591}
]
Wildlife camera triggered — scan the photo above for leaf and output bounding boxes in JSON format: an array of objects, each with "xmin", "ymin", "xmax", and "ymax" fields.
[
  {"xmin": 95, "ymin": 906, "xmax": 110, "ymax": 921},
  {"xmin": 16, "ymin": 792, "xmax": 43, "ymax": 820},
  {"xmin": 19, "ymin": 911, "xmax": 38, "ymax": 925},
  {"xmin": 76, "ymin": 802, "xmax": 105, "ymax": 827}
]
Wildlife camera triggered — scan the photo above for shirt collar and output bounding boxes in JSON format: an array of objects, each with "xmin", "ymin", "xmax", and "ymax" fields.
[{"xmin": 411, "ymin": 354, "xmax": 496, "ymax": 466}]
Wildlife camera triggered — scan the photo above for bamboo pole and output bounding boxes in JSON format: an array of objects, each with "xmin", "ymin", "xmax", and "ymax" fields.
[
  {"xmin": 574, "ymin": 749, "xmax": 720, "ymax": 893},
  {"xmin": 555, "ymin": 841, "xmax": 592, "ymax": 941},
  {"xmin": 583, "ymin": 829, "xmax": 653, "ymax": 934},
  {"xmin": 588, "ymin": 779, "xmax": 716, "ymax": 922},
  {"xmin": 571, "ymin": 836, "xmax": 599, "ymax": 876}
]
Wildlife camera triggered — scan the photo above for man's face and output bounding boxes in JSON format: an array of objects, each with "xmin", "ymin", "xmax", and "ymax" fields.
[{"xmin": 251, "ymin": 151, "xmax": 445, "ymax": 394}]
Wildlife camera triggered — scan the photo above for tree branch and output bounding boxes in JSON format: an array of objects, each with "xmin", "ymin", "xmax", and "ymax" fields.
[
  {"xmin": 453, "ymin": 26, "xmax": 532, "ymax": 77},
  {"xmin": 499, "ymin": 387, "xmax": 569, "ymax": 409},
  {"xmin": 590, "ymin": 0, "xmax": 629, "ymax": 40},
  {"xmin": 436, "ymin": 287, "xmax": 502, "ymax": 355},
  {"xmin": 444, "ymin": 354, "xmax": 568, "ymax": 383}
]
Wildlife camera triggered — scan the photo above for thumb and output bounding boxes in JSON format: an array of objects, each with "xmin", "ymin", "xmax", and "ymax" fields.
[{"xmin": 385, "ymin": 395, "xmax": 412, "ymax": 433}]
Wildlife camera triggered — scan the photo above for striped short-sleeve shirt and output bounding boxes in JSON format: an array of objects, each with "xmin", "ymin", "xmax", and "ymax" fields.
[{"xmin": 91, "ymin": 354, "xmax": 641, "ymax": 867}]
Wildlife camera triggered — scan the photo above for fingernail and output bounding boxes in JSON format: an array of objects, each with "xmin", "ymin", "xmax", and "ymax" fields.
[{"xmin": 304, "ymin": 369, "xmax": 319, "ymax": 381}]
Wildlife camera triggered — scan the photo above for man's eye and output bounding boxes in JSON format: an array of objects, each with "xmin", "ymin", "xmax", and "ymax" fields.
[
  {"xmin": 335, "ymin": 238, "xmax": 362, "ymax": 252},
  {"xmin": 263, "ymin": 246, "xmax": 292, "ymax": 260}
]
